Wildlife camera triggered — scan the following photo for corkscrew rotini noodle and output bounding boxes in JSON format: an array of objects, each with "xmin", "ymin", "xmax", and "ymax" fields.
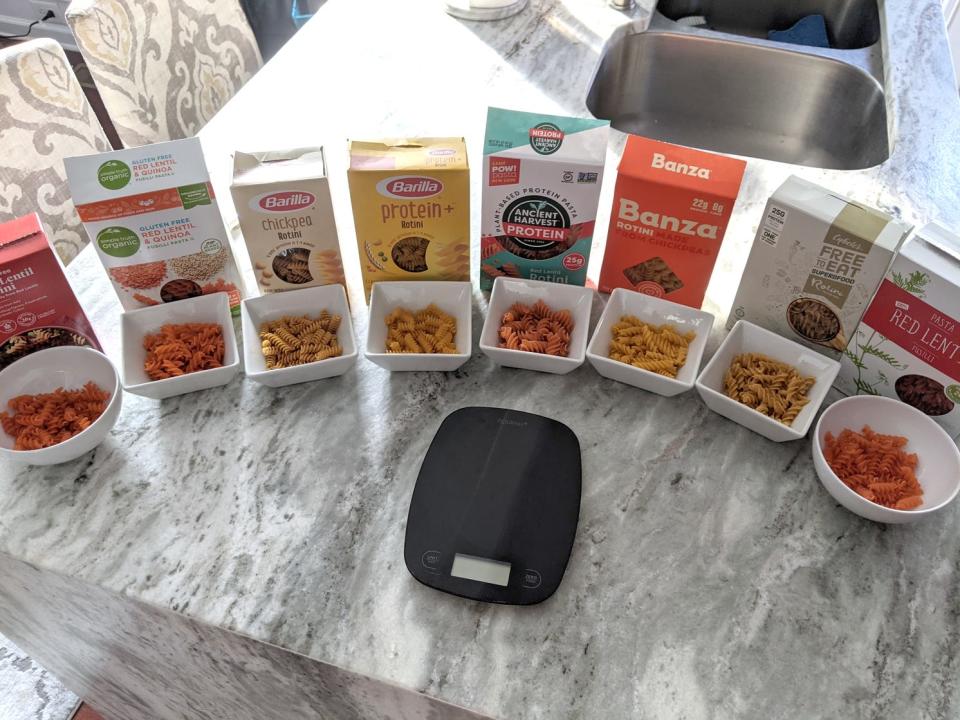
[
  {"xmin": 823, "ymin": 426, "xmax": 923, "ymax": 509},
  {"xmin": 498, "ymin": 300, "xmax": 572, "ymax": 357},
  {"xmin": 1, "ymin": 382, "xmax": 110, "ymax": 450},
  {"xmin": 385, "ymin": 305, "xmax": 458, "ymax": 354},
  {"xmin": 143, "ymin": 323, "xmax": 225, "ymax": 380},
  {"xmin": 723, "ymin": 353, "xmax": 815, "ymax": 426},
  {"xmin": 260, "ymin": 312, "xmax": 343, "ymax": 369},
  {"xmin": 0, "ymin": 329, "xmax": 93, "ymax": 371},
  {"xmin": 607, "ymin": 316, "xmax": 694, "ymax": 378}
]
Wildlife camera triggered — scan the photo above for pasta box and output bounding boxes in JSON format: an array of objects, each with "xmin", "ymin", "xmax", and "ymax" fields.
[
  {"xmin": 727, "ymin": 176, "xmax": 912, "ymax": 358},
  {"xmin": 347, "ymin": 138, "xmax": 470, "ymax": 300},
  {"xmin": 836, "ymin": 223, "xmax": 960, "ymax": 437},
  {"xmin": 232, "ymin": 147, "xmax": 345, "ymax": 295},
  {"xmin": 480, "ymin": 107, "xmax": 609, "ymax": 290},
  {"xmin": 0, "ymin": 213, "xmax": 102, "ymax": 371},
  {"xmin": 597, "ymin": 135, "xmax": 746, "ymax": 308}
]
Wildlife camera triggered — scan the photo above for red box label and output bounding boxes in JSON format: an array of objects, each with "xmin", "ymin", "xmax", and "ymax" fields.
[{"xmin": 489, "ymin": 157, "xmax": 520, "ymax": 186}]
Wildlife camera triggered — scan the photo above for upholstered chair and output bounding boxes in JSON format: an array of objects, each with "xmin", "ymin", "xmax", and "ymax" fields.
[
  {"xmin": 65, "ymin": 0, "xmax": 262, "ymax": 147},
  {"xmin": 0, "ymin": 38, "xmax": 111, "ymax": 264}
]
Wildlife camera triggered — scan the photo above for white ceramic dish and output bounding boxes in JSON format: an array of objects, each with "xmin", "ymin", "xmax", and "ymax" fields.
[
  {"xmin": 586, "ymin": 288, "xmax": 714, "ymax": 396},
  {"xmin": 812, "ymin": 395, "xmax": 960, "ymax": 523},
  {"xmin": 120, "ymin": 293, "xmax": 240, "ymax": 399},
  {"xmin": 695, "ymin": 320, "xmax": 840, "ymax": 442},
  {"xmin": 365, "ymin": 281, "xmax": 472, "ymax": 371},
  {"xmin": 0, "ymin": 346, "xmax": 122, "ymax": 465},
  {"xmin": 479, "ymin": 277, "xmax": 593, "ymax": 375},
  {"xmin": 241, "ymin": 285, "xmax": 357, "ymax": 387}
]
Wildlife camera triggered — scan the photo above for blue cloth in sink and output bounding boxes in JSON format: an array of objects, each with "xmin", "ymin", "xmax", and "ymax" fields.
[{"xmin": 768, "ymin": 14, "xmax": 830, "ymax": 48}]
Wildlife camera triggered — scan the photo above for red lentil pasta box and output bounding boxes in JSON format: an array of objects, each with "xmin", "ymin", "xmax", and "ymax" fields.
[
  {"xmin": 0, "ymin": 213, "xmax": 102, "ymax": 370},
  {"xmin": 65, "ymin": 137, "xmax": 244, "ymax": 314}
]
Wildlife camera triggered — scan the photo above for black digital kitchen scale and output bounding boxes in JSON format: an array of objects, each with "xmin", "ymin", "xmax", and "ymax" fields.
[{"xmin": 404, "ymin": 407, "xmax": 581, "ymax": 605}]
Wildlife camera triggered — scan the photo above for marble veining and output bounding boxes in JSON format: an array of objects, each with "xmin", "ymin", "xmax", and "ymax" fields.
[
  {"xmin": 0, "ymin": 633, "xmax": 77, "ymax": 720},
  {"xmin": 1, "ymin": 0, "xmax": 959, "ymax": 718}
]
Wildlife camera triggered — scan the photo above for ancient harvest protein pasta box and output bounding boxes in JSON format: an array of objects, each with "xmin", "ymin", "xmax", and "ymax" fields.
[
  {"xmin": 65, "ymin": 137, "xmax": 243, "ymax": 314},
  {"xmin": 480, "ymin": 107, "xmax": 609, "ymax": 290},
  {"xmin": 728, "ymin": 176, "xmax": 912, "ymax": 358},
  {"xmin": 837, "ymin": 223, "xmax": 960, "ymax": 437},
  {"xmin": 231, "ymin": 148, "xmax": 345, "ymax": 294},
  {"xmin": 347, "ymin": 138, "xmax": 469, "ymax": 299},
  {"xmin": 598, "ymin": 135, "xmax": 745, "ymax": 307},
  {"xmin": 0, "ymin": 213, "xmax": 101, "ymax": 370}
]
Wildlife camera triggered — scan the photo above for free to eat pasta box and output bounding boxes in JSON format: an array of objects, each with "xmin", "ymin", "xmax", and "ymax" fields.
[
  {"xmin": 480, "ymin": 107, "xmax": 609, "ymax": 290},
  {"xmin": 347, "ymin": 138, "xmax": 469, "ymax": 300},
  {"xmin": 597, "ymin": 135, "xmax": 746, "ymax": 308},
  {"xmin": 837, "ymin": 223, "xmax": 960, "ymax": 437},
  {"xmin": 231, "ymin": 147, "xmax": 345, "ymax": 295},
  {"xmin": 0, "ymin": 213, "xmax": 101, "ymax": 371},
  {"xmin": 728, "ymin": 176, "xmax": 912, "ymax": 358},
  {"xmin": 65, "ymin": 137, "xmax": 244, "ymax": 314}
]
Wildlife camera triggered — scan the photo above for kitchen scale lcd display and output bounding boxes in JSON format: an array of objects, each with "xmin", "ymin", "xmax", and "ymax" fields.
[{"xmin": 404, "ymin": 407, "xmax": 582, "ymax": 605}]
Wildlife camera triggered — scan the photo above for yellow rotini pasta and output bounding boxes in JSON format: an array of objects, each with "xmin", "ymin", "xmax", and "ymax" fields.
[
  {"xmin": 260, "ymin": 311, "xmax": 343, "ymax": 369},
  {"xmin": 385, "ymin": 304, "xmax": 458, "ymax": 354},
  {"xmin": 607, "ymin": 316, "xmax": 694, "ymax": 378},
  {"xmin": 723, "ymin": 353, "xmax": 815, "ymax": 426}
]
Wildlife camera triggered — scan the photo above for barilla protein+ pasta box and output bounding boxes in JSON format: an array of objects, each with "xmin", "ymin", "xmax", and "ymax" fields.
[
  {"xmin": 347, "ymin": 138, "xmax": 469, "ymax": 300},
  {"xmin": 231, "ymin": 148, "xmax": 345, "ymax": 295},
  {"xmin": 597, "ymin": 135, "xmax": 746, "ymax": 307},
  {"xmin": 480, "ymin": 107, "xmax": 609, "ymax": 290},
  {"xmin": 837, "ymin": 223, "xmax": 960, "ymax": 437},
  {"xmin": 65, "ymin": 137, "xmax": 243, "ymax": 313},
  {"xmin": 728, "ymin": 176, "xmax": 912, "ymax": 358},
  {"xmin": 0, "ymin": 213, "xmax": 101, "ymax": 371}
]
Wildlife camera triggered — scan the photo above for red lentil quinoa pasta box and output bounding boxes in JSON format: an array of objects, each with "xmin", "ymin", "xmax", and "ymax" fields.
[
  {"xmin": 0, "ymin": 213, "xmax": 102, "ymax": 370},
  {"xmin": 65, "ymin": 137, "xmax": 244, "ymax": 314},
  {"xmin": 837, "ymin": 223, "xmax": 960, "ymax": 437}
]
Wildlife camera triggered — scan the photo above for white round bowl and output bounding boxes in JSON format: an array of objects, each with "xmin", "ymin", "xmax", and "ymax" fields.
[
  {"xmin": 812, "ymin": 395, "xmax": 960, "ymax": 523},
  {"xmin": 0, "ymin": 346, "xmax": 122, "ymax": 465}
]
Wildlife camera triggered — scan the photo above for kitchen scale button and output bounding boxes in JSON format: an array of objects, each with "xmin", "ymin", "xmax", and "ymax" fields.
[
  {"xmin": 521, "ymin": 569, "xmax": 542, "ymax": 589},
  {"xmin": 421, "ymin": 550, "xmax": 442, "ymax": 573}
]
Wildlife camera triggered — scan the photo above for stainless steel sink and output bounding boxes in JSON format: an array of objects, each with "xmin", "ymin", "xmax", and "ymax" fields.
[
  {"xmin": 586, "ymin": 21, "xmax": 889, "ymax": 170},
  {"xmin": 656, "ymin": 0, "xmax": 880, "ymax": 49}
]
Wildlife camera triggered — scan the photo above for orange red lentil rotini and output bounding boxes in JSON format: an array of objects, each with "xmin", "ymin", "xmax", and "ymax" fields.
[
  {"xmin": 143, "ymin": 323, "xmax": 225, "ymax": 380},
  {"xmin": 1, "ymin": 382, "xmax": 110, "ymax": 450},
  {"xmin": 823, "ymin": 426, "xmax": 923, "ymax": 510},
  {"xmin": 498, "ymin": 300, "xmax": 573, "ymax": 357}
]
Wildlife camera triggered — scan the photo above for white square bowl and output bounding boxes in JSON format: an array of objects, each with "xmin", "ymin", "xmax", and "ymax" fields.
[
  {"xmin": 479, "ymin": 277, "xmax": 593, "ymax": 375},
  {"xmin": 365, "ymin": 281, "xmax": 472, "ymax": 371},
  {"xmin": 120, "ymin": 293, "xmax": 240, "ymax": 399},
  {"xmin": 241, "ymin": 284, "xmax": 357, "ymax": 387},
  {"xmin": 695, "ymin": 320, "xmax": 840, "ymax": 442},
  {"xmin": 586, "ymin": 288, "xmax": 714, "ymax": 396}
]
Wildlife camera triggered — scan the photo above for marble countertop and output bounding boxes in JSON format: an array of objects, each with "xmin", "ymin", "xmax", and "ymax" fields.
[{"xmin": 2, "ymin": 1, "xmax": 960, "ymax": 718}]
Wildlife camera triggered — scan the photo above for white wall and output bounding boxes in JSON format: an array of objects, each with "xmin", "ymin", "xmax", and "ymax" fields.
[{"xmin": 0, "ymin": 0, "xmax": 75, "ymax": 50}]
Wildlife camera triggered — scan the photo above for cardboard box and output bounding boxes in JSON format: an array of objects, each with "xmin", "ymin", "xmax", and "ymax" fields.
[
  {"xmin": 0, "ymin": 213, "xmax": 101, "ymax": 371},
  {"xmin": 480, "ymin": 107, "xmax": 609, "ymax": 290},
  {"xmin": 598, "ymin": 135, "xmax": 745, "ymax": 307},
  {"xmin": 728, "ymin": 176, "xmax": 912, "ymax": 358},
  {"xmin": 347, "ymin": 138, "xmax": 469, "ymax": 300},
  {"xmin": 65, "ymin": 137, "xmax": 244, "ymax": 314},
  {"xmin": 837, "ymin": 223, "xmax": 960, "ymax": 436},
  {"xmin": 231, "ymin": 148, "xmax": 345, "ymax": 295}
]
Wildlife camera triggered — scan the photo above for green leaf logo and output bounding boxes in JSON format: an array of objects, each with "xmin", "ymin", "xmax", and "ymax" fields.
[
  {"xmin": 97, "ymin": 160, "xmax": 131, "ymax": 190},
  {"xmin": 947, "ymin": 384, "xmax": 960, "ymax": 404}
]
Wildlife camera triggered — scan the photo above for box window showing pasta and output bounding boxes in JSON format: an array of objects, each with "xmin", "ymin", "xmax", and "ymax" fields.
[
  {"xmin": 231, "ymin": 148, "xmax": 346, "ymax": 295},
  {"xmin": 836, "ymin": 223, "xmax": 960, "ymax": 438},
  {"xmin": 480, "ymin": 107, "xmax": 609, "ymax": 290},
  {"xmin": 0, "ymin": 213, "xmax": 102, "ymax": 370},
  {"xmin": 347, "ymin": 138, "xmax": 470, "ymax": 300},
  {"xmin": 598, "ymin": 135, "xmax": 746, "ymax": 308},
  {"xmin": 65, "ymin": 137, "xmax": 244, "ymax": 314},
  {"xmin": 728, "ymin": 176, "xmax": 912, "ymax": 358}
]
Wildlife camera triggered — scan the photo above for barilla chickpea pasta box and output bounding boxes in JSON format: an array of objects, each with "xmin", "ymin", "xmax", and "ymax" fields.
[
  {"xmin": 65, "ymin": 137, "xmax": 243, "ymax": 314},
  {"xmin": 727, "ymin": 175, "xmax": 912, "ymax": 358},
  {"xmin": 480, "ymin": 107, "xmax": 609, "ymax": 290},
  {"xmin": 231, "ymin": 148, "xmax": 345, "ymax": 295},
  {"xmin": 0, "ymin": 213, "xmax": 102, "ymax": 371},
  {"xmin": 347, "ymin": 138, "xmax": 469, "ymax": 299},
  {"xmin": 837, "ymin": 223, "xmax": 960, "ymax": 437},
  {"xmin": 598, "ymin": 135, "xmax": 746, "ymax": 307}
]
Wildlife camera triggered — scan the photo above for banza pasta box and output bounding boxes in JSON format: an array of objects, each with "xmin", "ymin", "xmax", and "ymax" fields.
[{"xmin": 65, "ymin": 138, "xmax": 244, "ymax": 314}]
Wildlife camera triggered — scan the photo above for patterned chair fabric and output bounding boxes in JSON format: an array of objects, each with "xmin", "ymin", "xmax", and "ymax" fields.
[
  {"xmin": 65, "ymin": 0, "xmax": 263, "ymax": 147},
  {"xmin": 0, "ymin": 39, "xmax": 111, "ymax": 264}
]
